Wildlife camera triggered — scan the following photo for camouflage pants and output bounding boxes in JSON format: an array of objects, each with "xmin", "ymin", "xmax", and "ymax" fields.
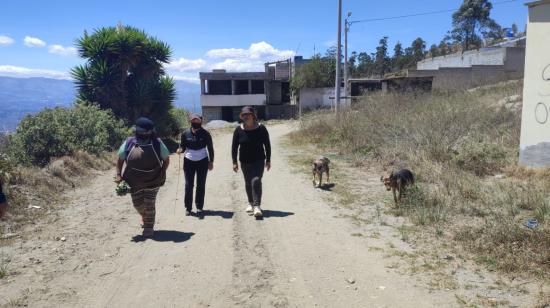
[{"xmin": 131, "ymin": 187, "xmax": 160, "ymax": 229}]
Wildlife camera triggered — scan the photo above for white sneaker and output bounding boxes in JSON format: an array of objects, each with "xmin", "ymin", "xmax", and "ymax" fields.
[
  {"xmin": 245, "ymin": 205, "xmax": 254, "ymax": 213},
  {"xmin": 253, "ymin": 206, "xmax": 263, "ymax": 218}
]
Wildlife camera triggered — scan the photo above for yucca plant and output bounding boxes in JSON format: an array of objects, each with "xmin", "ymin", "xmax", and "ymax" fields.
[{"xmin": 71, "ymin": 25, "xmax": 177, "ymax": 135}]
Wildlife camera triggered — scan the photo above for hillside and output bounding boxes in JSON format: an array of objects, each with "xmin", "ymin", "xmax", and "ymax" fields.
[{"xmin": 0, "ymin": 76, "xmax": 200, "ymax": 131}]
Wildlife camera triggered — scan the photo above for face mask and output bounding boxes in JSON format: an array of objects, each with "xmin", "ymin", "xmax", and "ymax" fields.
[
  {"xmin": 136, "ymin": 132, "xmax": 152, "ymax": 140},
  {"xmin": 191, "ymin": 123, "xmax": 202, "ymax": 129}
]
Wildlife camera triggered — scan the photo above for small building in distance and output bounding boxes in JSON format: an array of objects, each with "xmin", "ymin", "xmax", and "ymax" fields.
[{"xmin": 199, "ymin": 58, "xmax": 301, "ymax": 122}]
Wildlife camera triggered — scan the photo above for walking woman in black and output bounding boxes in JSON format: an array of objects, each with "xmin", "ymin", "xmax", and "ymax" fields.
[
  {"xmin": 177, "ymin": 114, "xmax": 214, "ymax": 217},
  {"xmin": 232, "ymin": 106, "xmax": 271, "ymax": 218}
]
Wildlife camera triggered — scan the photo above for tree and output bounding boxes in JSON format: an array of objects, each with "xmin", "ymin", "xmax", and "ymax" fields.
[
  {"xmin": 410, "ymin": 37, "xmax": 427, "ymax": 63},
  {"xmin": 374, "ymin": 36, "xmax": 391, "ymax": 77},
  {"xmin": 355, "ymin": 52, "xmax": 375, "ymax": 77},
  {"xmin": 403, "ymin": 37, "xmax": 426, "ymax": 68},
  {"xmin": 392, "ymin": 41, "xmax": 406, "ymax": 71},
  {"xmin": 438, "ymin": 38, "xmax": 451, "ymax": 56},
  {"xmin": 348, "ymin": 51, "xmax": 358, "ymax": 76},
  {"xmin": 71, "ymin": 25, "xmax": 178, "ymax": 135},
  {"xmin": 450, "ymin": 0, "xmax": 502, "ymax": 50},
  {"xmin": 429, "ymin": 44, "xmax": 440, "ymax": 58},
  {"xmin": 290, "ymin": 55, "xmax": 335, "ymax": 95}
]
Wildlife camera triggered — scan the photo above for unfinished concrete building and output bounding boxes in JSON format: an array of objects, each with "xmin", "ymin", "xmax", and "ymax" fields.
[
  {"xmin": 413, "ymin": 46, "xmax": 525, "ymax": 90},
  {"xmin": 199, "ymin": 60, "xmax": 297, "ymax": 122}
]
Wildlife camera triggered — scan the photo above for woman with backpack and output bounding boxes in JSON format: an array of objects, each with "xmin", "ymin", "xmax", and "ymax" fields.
[{"xmin": 115, "ymin": 117, "xmax": 170, "ymax": 238}]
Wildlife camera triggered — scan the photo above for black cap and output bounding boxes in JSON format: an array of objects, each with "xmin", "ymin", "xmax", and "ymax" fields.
[
  {"xmin": 135, "ymin": 117, "xmax": 154, "ymax": 133},
  {"xmin": 189, "ymin": 113, "xmax": 202, "ymax": 121},
  {"xmin": 240, "ymin": 106, "xmax": 256, "ymax": 117}
]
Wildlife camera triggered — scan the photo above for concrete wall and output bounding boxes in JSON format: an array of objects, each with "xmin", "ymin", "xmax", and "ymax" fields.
[
  {"xmin": 265, "ymin": 105, "xmax": 298, "ymax": 119},
  {"xmin": 417, "ymin": 48, "xmax": 507, "ymax": 69},
  {"xmin": 504, "ymin": 47, "xmax": 526, "ymax": 73},
  {"xmin": 519, "ymin": 0, "xmax": 550, "ymax": 167},
  {"xmin": 201, "ymin": 94, "xmax": 266, "ymax": 107},
  {"xmin": 202, "ymin": 105, "xmax": 290, "ymax": 121},
  {"xmin": 267, "ymin": 81, "xmax": 282, "ymax": 105},
  {"xmin": 417, "ymin": 47, "xmax": 525, "ymax": 74},
  {"xmin": 202, "ymin": 106, "xmax": 222, "ymax": 122},
  {"xmin": 409, "ymin": 65, "xmax": 516, "ymax": 91},
  {"xmin": 299, "ymin": 87, "xmax": 345, "ymax": 109}
]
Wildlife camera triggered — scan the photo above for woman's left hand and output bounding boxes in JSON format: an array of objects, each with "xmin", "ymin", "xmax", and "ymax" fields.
[
  {"xmin": 208, "ymin": 162, "xmax": 214, "ymax": 171},
  {"xmin": 266, "ymin": 162, "xmax": 271, "ymax": 171}
]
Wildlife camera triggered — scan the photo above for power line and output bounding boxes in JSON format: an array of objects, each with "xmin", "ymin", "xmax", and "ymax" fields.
[{"xmin": 349, "ymin": 0, "xmax": 521, "ymax": 24}]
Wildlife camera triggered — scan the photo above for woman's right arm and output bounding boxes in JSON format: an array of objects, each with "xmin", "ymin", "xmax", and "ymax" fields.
[
  {"xmin": 177, "ymin": 130, "xmax": 187, "ymax": 154},
  {"xmin": 232, "ymin": 128, "xmax": 239, "ymax": 172},
  {"xmin": 115, "ymin": 158, "xmax": 124, "ymax": 183}
]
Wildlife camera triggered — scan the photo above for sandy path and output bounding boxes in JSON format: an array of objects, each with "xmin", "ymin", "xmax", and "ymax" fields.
[{"xmin": 0, "ymin": 123, "xmax": 457, "ymax": 307}]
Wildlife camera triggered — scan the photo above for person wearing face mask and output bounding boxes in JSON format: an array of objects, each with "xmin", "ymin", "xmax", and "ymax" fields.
[
  {"xmin": 176, "ymin": 114, "xmax": 214, "ymax": 217},
  {"xmin": 232, "ymin": 106, "xmax": 271, "ymax": 218},
  {"xmin": 115, "ymin": 117, "xmax": 170, "ymax": 238}
]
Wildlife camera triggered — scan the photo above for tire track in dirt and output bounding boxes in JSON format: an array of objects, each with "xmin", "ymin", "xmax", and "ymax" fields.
[{"xmin": 228, "ymin": 176, "xmax": 289, "ymax": 308}]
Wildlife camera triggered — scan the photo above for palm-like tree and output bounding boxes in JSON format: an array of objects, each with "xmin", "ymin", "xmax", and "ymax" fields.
[{"xmin": 71, "ymin": 25, "xmax": 176, "ymax": 131}]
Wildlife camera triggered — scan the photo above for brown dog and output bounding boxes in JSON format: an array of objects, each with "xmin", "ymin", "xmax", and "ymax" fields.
[
  {"xmin": 381, "ymin": 169, "xmax": 414, "ymax": 204},
  {"xmin": 312, "ymin": 156, "xmax": 330, "ymax": 188}
]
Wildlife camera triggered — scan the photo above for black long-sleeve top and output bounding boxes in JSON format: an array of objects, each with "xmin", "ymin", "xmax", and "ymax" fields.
[
  {"xmin": 179, "ymin": 128, "xmax": 214, "ymax": 162},
  {"xmin": 232, "ymin": 124, "xmax": 271, "ymax": 164}
]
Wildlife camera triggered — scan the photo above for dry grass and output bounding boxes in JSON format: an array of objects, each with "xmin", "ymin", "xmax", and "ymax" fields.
[
  {"xmin": 0, "ymin": 151, "xmax": 114, "ymax": 234},
  {"xmin": 290, "ymin": 80, "xmax": 550, "ymax": 279}
]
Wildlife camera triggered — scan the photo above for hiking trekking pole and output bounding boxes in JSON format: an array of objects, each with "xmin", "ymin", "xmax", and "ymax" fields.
[{"xmin": 174, "ymin": 153, "xmax": 181, "ymax": 215}]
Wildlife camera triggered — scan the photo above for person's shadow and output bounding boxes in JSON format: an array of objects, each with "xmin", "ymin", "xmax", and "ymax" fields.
[
  {"xmin": 255, "ymin": 210, "xmax": 295, "ymax": 220},
  {"xmin": 200, "ymin": 210, "xmax": 234, "ymax": 219},
  {"xmin": 132, "ymin": 230, "xmax": 195, "ymax": 243}
]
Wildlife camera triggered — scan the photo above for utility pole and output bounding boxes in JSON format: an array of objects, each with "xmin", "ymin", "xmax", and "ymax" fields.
[
  {"xmin": 335, "ymin": 0, "xmax": 342, "ymax": 114},
  {"xmin": 344, "ymin": 11, "xmax": 352, "ymax": 107}
]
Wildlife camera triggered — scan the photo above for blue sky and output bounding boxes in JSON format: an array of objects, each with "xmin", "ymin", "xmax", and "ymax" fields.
[{"xmin": 0, "ymin": 0, "xmax": 528, "ymax": 82}]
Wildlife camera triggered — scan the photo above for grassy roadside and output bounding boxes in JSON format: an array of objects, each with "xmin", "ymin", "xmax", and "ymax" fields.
[
  {"xmin": 0, "ymin": 151, "xmax": 114, "ymax": 238},
  {"xmin": 288, "ymin": 80, "xmax": 550, "ymax": 283}
]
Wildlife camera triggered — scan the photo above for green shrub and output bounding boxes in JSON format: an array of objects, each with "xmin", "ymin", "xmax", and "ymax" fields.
[
  {"xmin": 9, "ymin": 105, "xmax": 127, "ymax": 166},
  {"xmin": 452, "ymin": 140, "xmax": 508, "ymax": 176}
]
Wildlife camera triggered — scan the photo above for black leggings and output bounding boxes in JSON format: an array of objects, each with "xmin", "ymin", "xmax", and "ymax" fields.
[
  {"xmin": 183, "ymin": 157, "xmax": 209, "ymax": 210},
  {"xmin": 241, "ymin": 160, "xmax": 265, "ymax": 206}
]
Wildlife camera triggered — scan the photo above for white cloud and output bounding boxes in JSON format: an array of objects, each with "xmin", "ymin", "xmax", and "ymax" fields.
[
  {"xmin": 24, "ymin": 36, "xmax": 46, "ymax": 47},
  {"xmin": 211, "ymin": 59, "xmax": 263, "ymax": 72},
  {"xmin": 166, "ymin": 57, "xmax": 207, "ymax": 72},
  {"xmin": 206, "ymin": 41, "xmax": 294, "ymax": 61},
  {"xmin": 0, "ymin": 35, "xmax": 14, "ymax": 46},
  {"xmin": 48, "ymin": 44, "xmax": 77, "ymax": 56},
  {"xmin": 206, "ymin": 48, "xmax": 248, "ymax": 59},
  {"xmin": 168, "ymin": 41, "xmax": 295, "ymax": 75},
  {"xmin": 0, "ymin": 65, "xmax": 70, "ymax": 79}
]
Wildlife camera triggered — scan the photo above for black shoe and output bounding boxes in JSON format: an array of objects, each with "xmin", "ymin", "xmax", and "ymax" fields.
[
  {"xmin": 185, "ymin": 210, "xmax": 192, "ymax": 216},
  {"xmin": 197, "ymin": 209, "xmax": 204, "ymax": 220}
]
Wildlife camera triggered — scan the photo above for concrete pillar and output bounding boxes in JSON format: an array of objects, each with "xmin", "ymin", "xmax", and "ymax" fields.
[
  {"xmin": 248, "ymin": 80, "xmax": 252, "ymax": 94},
  {"xmin": 231, "ymin": 80, "xmax": 236, "ymax": 95},
  {"xmin": 200, "ymin": 79, "xmax": 206, "ymax": 94}
]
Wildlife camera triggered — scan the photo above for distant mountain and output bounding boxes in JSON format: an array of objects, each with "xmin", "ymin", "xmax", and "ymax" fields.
[
  {"xmin": 0, "ymin": 77, "xmax": 75, "ymax": 132},
  {"xmin": 173, "ymin": 80, "xmax": 201, "ymax": 113},
  {"xmin": 0, "ymin": 76, "xmax": 200, "ymax": 132}
]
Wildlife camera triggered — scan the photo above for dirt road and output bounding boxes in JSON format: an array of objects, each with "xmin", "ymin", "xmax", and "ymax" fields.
[{"xmin": 1, "ymin": 123, "xmax": 458, "ymax": 307}]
